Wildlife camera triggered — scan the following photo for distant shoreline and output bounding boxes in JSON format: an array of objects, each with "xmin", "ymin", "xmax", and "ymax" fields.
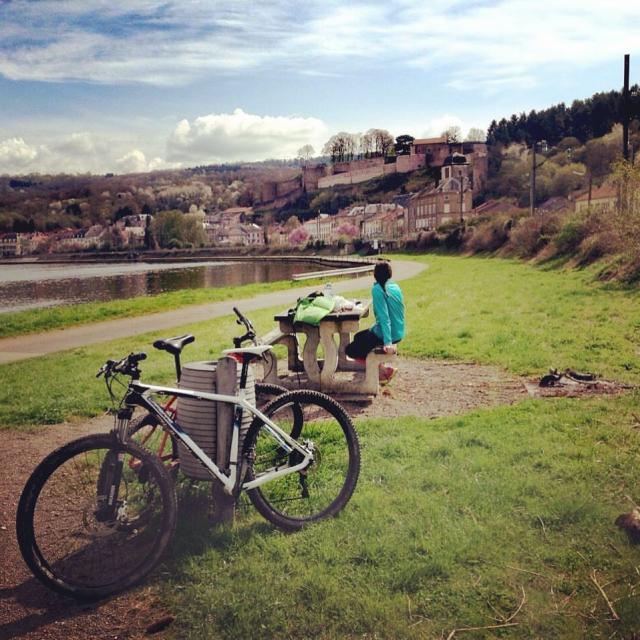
[{"xmin": 0, "ymin": 248, "xmax": 371, "ymax": 268}]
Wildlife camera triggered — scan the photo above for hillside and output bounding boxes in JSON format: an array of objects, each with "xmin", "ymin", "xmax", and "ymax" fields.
[{"xmin": 0, "ymin": 163, "xmax": 300, "ymax": 234}]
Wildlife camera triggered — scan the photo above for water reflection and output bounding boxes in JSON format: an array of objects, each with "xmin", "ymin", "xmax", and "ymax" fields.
[{"xmin": 0, "ymin": 260, "xmax": 325, "ymax": 313}]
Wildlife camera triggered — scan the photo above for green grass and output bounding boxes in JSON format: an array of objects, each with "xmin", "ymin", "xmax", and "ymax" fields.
[
  {"xmin": 0, "ymin": 277, "xmax": 305, "ymax": 339},
  {"xmin": 398, "ymin": 255, "xmax": 640, "ymax": 383},
  {"xmin": 2, "ymin": 254, "xmax": 640, "ymax": 427},
  {"xmin": 162, "ymin": 395, "xmax": 640, "ymax": 639},
  {"xmin": 4, "ymin": 253, "xmax": 640, "ymax": 637}
]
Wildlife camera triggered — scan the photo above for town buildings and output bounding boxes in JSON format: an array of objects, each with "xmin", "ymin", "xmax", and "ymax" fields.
[{"xmin": 407, "ymin": 154, "xmax": 473, "ymax": 233}]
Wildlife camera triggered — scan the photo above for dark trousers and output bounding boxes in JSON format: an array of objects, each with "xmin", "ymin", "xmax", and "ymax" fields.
[{"xmin": 345, "ymin": 329, "xmax": 384, "ymax": 360}]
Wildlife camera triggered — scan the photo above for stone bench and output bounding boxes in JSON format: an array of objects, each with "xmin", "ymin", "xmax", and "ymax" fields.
[
  {"xmin": 331, "ymin": 347, "xmax": 398, "ymax": 396},
  {"xmin": 258, "ymin": 328, "xmax": 300, "ymax": 384}
]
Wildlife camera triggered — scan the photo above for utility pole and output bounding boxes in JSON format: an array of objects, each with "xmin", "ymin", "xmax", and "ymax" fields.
[
  {"xmin": 529, "ymin": 142, "xmax": 537, "ymax": 216},
  {"xmin": 623, "ymin": 54, "xmax": 630, "ymax": 161},
  {"xmin": 459, "ymin": 169, "xmax": 464, "ymax": 224}
]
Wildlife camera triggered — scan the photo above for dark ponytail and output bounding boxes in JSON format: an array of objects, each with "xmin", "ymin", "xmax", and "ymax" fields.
[{"xmin": 374, "ymin": 261, "xmax": 392, "ymax": 291}]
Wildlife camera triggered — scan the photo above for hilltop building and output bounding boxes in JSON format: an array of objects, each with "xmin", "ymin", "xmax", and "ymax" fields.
[{"xmin": 408, "ymin": 153, "xmax": 473, "ymax": 233}]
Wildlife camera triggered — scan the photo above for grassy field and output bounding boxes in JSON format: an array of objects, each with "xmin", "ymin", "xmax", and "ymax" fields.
[
  {"xmin": 162, "ymin": 394, "xmax": 640, "ymax": 639},
  {"xmin": 3, "ymin": 254, "xmax": 640, "ymax": 638}
]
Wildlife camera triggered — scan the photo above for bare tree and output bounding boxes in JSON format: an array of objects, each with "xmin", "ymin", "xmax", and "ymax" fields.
[
  {"xmin": 361, "ymin": 131, "xmax": 374, "ymax": 158},
  {"xmin": 322, "ymin": 132, "xmax": 358, "ymax": 163},
  {"xmin": 441, "ymin": 126, "xmax": 463, "ymax": 144},
  {"xmin": 365, "ymin": 128, "xmax": 394, "ymax": 157},
  {"xmin": 297, "ymin": 144, "xmax": 315, "ymax": 165},
  {"xmin": 465, "ymin": 128, "xmax": 486, "ymax": 142}
]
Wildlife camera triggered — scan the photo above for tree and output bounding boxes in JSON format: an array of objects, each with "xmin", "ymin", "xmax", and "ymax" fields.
[
  {"xmin": 441, "ymin": 126, "xmax": 462, "ymax": 144},
  {"xmin": 394, "ymin": 134, "xmax": 415, "ymax": 156},
  {"xmin": 288, "ymin": 225, "xmax": 309, "ymax": 246},
  {"xmin": 579, "ymin": 138, "xmax": 621, "ymax": 182},
  {"xmin": 322, "ymin": 132, "xmax": 357, "ymax": 163},
  {"xmin": 365, "ymin": 129, "xmax": 394, "ymax": 157},
  {"xmin": 284, "ymin": 215, "xmax": 301, "ymax": 231},
  {"xmin": 335, "ymin": 222, "xmax": 358, "ymax": 241},
  {"xmin": 151, "ymin": 210, "xmax": 183, "ymax": 248},
  {"xmin": 465, "ymin": 128, "xmax": 486, "ymax": 142},
  {"xmin": 297, "ymin": 144, "xmax": 315, "ymax": 165},
  {"xmin": 361, "ymin": 131, "xmax": 374, "ymax": 158}
]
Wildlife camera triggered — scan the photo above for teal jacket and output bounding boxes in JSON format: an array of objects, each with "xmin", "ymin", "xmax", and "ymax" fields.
[{"xmin": 371, "ymin": 280, "xmax": 405, "ymax": 346}]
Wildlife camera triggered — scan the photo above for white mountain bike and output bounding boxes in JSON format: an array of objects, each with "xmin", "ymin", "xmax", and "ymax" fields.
[{"xmin": 16, "ymin": 345, "xmax": 360, "ymax": 601}]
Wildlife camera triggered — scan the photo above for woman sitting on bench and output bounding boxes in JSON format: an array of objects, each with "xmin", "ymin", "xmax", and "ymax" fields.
[{"xmin": 345, "ymin": 261, "xmax": 405, "ymax": 382}]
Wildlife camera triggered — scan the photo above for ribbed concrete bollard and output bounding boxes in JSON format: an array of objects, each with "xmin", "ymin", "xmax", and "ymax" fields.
[
  {"xmin": 177, "ymin": 358, "xmax": 255, "ymax": 522},
  {"xmin": 177, "ymin": 361, "xmax": 218, "ymax": 480},
  {"xmin": 211, "ymin": 356, "xmax": 238, "ymax": 523}
]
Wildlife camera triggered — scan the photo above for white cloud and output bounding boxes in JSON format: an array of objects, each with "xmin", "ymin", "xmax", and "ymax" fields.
[
  {"xmin": 0, "ymin": 131, "xmax": 173, "ymax": 176},
  {"xmin": 116, "ymin": 149, "xmax": 166, "ymax": 173},
  {"xmin": 0, "ymin": 137, "xmax": 39, "ymax": 171},
  {"xmin": 166, "ymin": 108, "xmax": 327, "ymax": 163},
  {"xmin": 0, "ymin": 1, "xmax": 638, "ymax": 89}
]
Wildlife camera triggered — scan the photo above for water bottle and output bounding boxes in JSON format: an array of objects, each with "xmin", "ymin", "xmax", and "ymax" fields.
[{"xmin": 323, "ymin": 282, "xmax": 334, "ymax": 300}]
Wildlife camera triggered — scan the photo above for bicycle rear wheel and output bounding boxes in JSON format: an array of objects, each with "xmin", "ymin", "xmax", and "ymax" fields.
[
  {"xmin": 16, "ymin": 433, "xmax": 177, "ymax": 600},
  {"xmin": 243, "ymin": 390, "xmax": 360, "ymax": 531},
  {"xmin": 127, "ymin": 413, "xmax": 180, "ymax": 478}
]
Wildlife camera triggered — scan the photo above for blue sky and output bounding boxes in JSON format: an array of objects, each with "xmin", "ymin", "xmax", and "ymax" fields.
[{"xmin": 1, "ymin": 0, "xmax": 639, "ymax": 174}]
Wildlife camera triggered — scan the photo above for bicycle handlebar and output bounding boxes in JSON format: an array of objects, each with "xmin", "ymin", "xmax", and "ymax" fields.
[
  {"xmin": 232, "ymin": 307, "xmax": 257, "ymax": 348},
  {"xmin": 97, "ymin": 352, "xmax": 147, "ymax": 379}
]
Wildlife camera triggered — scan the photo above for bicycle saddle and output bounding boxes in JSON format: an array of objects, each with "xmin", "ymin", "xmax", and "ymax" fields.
[{"xmin": 153, "ymin": 334, "xmax": 195, "ymax": 356}]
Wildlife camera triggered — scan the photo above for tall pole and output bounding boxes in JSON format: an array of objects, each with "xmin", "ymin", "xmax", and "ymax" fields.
[
  {"xmin": 623, "ymin": 54, "xmax": 630, "ymax": 161},
  {"xmin": 530, "ymin": 142, "xmax": 537, "ymax": 216},
  {"xmin": 459, "ymin": 169, "xmax": 464, "ymax": 224}
]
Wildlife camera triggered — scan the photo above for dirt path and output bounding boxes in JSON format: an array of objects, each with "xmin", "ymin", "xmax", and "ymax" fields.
[
  {"xmin": 0, "ymin": 356, "xmax": 528, "ymax": 640},
  {"xmin": 0, "ymin": 415, "xmax": 172, "ymax": 640},
  {"xmin": 0, "ymin": 260, "xmax": 425, "ymax": 364}
]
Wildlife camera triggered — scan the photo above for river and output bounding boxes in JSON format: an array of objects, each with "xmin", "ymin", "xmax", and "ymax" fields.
[{"xmin": 0, "ymin": 260, "xmax": 327, "ymax": 313}]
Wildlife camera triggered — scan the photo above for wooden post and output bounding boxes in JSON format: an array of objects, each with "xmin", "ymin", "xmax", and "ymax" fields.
[{"xmin": 211, "ymin": 356, "xmax": 237, "ymax": 524}]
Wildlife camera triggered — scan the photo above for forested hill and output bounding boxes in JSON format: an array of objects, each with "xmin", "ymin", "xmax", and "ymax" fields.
[{"xmin": 487, "ymin": 86, "xmax": 640, "ymax": 147}]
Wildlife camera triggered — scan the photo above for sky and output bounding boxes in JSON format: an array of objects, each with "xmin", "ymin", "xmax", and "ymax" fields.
[{"xmin": 1, "ymin": 0, "xmax": 640, "ymax": 175}]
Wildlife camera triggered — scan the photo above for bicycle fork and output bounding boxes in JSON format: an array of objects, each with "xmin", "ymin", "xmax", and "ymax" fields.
[{"xmin": 97, "ymin": 407, "xmax": 133, "ymax": 522}]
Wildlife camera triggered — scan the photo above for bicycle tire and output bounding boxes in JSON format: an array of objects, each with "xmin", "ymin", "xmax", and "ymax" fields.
[
  {"xmin": 243, "ymin": 390, "xmax": 360, "ymax": 532},
  {"xmin": 16, "ymin": 433, "xmax": 177, "ymax": 601},
  {"xmin": 255, "ymin": 382, "xmax": 287, "ymax": 407},
  {"xmin": 127, "ymin": 413, "xmax": 180, "ymax": 478}
]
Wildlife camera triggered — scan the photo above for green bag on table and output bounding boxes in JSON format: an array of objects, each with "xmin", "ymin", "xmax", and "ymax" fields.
[{"xmin": 293, "ymin": 294, "xmax": 335, "ymax": 326}]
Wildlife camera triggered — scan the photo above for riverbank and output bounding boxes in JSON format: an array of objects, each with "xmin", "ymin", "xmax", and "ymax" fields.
[
  {"xmin": 0, "ymin": 252, "xmax": 372, "ymax": 342},
  {"xmin": 0, "ymin": 259, "xmax": 424, "ymax": 362}
]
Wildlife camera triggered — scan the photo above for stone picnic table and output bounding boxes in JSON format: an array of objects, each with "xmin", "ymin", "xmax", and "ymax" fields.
[{"xmin": 262, "ymin": 299, "xmax": 396, "ymax": 396}]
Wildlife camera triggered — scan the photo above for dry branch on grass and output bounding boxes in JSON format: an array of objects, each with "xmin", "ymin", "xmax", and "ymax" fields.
[
  {"xmin": 445, "ymin": 587, "xmax": 526, "ymax": 638},
  {"xmin": 590, "ymin": 570, "xmax": 620, "ymax": 621}
]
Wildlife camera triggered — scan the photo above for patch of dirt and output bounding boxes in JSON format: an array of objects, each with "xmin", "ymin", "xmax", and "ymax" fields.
[
  {"xmin": 0, "ymin": 415, "xmax": 172, "ymax": 640},
  {"xmin": 340, "ymin": 357, "xmax": 528, "ymax": 418},
  {"xmin": 0, "ymin": 356, "xmax": 626, "ymax": 639},
  {"xmin": 523, "ymin": 377, "xmax": 634, "ymax": 398}
]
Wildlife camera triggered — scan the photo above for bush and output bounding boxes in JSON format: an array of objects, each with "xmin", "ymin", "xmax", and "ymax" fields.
[
  {"xmin": 465, "ymin": 215, "xmax": 512, "ymax": 253},
  {"xmin": 416, "ymin": 231, "xmax": 440, "ymax": 250},
  {"xmin": 508, "ymin": 213, "xmax": 563, "ymax": 258},
  {"xmin": 553, "ymin": 214, "xmax": 590, "ymax": 255},
  {"xmin": 443, "ymin": 225, "xmax": 466, "ymax": 251}
]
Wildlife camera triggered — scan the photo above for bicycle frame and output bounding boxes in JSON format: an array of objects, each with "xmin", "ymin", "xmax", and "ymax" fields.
[{"xmin": 121, "ymin": 381, "xmax": 313, "ymax": 496}]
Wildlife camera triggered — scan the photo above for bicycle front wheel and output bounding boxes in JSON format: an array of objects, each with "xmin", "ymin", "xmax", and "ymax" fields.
[
  {"xmin": 16, "ymin": 433, "xmax": 177, "ymax": 600},
  {"xmin": 243, "ymin": 390, "xmax": 360, "ymax": 531}
]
